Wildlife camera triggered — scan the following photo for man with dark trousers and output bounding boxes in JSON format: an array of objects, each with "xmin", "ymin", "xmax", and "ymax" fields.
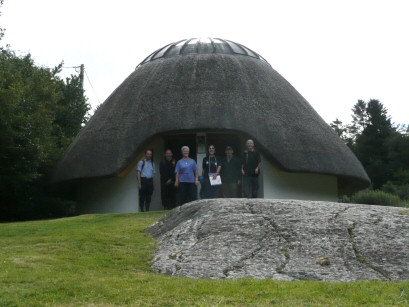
[
  {"xmin": 221, "ymin": 146, "xmax": 242, "ymax": 198},
  {"xmin": 241, "ymin": 139, "xmax": 261, "ymax": 198},
  {"xmin": 159, "ymin": 149, "xmax": 176, "ymax": 209},
  {"xmin": 137, "ymin": 149, "xmax": 155, "ymax": 212}
]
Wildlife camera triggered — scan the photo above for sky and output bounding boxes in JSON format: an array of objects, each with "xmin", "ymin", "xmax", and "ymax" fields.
[{"xmin": 1, "ymin": 0, "xmax": 408, "ymax": 125}]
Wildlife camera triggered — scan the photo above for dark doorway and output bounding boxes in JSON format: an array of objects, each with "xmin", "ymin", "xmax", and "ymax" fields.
[
  {"xmin": 163, "ymin": 134, "xmax": 197, "ymax": 207},
  {"xmin": 164, "ymin": 134, "xmax": 197, "ymax": 162},
  {"xmin": 206, "ymin": 133, "xmax": 242, "ymax": 158}
]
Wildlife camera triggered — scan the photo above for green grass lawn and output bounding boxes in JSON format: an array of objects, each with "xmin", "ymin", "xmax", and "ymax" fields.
[{"xmin": 1, "ymin": 212, "xmax": 408, "ymax": 306}]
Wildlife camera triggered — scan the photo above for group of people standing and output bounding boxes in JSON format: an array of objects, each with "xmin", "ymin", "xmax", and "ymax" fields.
[{"xmin": 136, "ymin": 139, "xmax": 261, "ymax": 212}]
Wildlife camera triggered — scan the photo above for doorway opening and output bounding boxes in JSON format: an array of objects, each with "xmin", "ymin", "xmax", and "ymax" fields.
[
  {"xmin": 206, "ymin": 133, "xmax": 242, "ymax": 157},
  {"xmin": 161, "ymin": 131, "xmax": 252, "ymax": 200},
  {"xmin": 164, "ymin": 134, "xmax": 197, "ymax": 162},
  {"xmin": 164, "ymin": 132, "xmax": 244, "ymax": 165},
  {"xmin": 163, "ymin": 132, "xmax": 243, "ymax": 167}
]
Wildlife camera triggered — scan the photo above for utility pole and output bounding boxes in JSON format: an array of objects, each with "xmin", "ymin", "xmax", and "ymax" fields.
[{"xmin": 79, "ymin": 64, "xmax": 84, "ymax": 91}]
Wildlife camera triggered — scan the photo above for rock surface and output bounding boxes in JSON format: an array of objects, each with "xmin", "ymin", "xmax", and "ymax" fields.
[{"xmin": 147, "ymin": 199, "xmax": 409, "ymax": 281}]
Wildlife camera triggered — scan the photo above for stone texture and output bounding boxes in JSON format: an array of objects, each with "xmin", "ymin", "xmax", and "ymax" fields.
[{"xmin": 147, "ymin": 199, "xmax": 409, "ymax": 281}]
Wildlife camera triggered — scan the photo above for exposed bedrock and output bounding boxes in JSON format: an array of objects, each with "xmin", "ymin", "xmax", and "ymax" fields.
[{"xmin": 147, "ymin": 199, "xmax": 409, "ymax": 281}]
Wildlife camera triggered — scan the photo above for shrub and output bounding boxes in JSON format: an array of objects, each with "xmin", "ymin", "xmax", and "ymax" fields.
[
  {"xmin": 338, "ymin": 195, "xmax": 350, "ymax": 203},
  {"xmin": 381, "ymin": 182, "xmax": 409, "ymax": 201},
  {"xmin": 350, "ymin": 189, "xmax": 405, "ymax": 207}
]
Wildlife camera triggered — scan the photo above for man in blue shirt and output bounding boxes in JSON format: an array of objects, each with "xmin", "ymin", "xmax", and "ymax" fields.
[{"xmin": 137, "ymin": 149, "xmax": 156, "ymax": 212}]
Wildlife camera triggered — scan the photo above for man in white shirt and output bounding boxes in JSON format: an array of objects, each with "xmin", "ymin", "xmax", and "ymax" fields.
[{"xmin": 137, "ymin": 149, "xmax": 156, "ymax": 212}]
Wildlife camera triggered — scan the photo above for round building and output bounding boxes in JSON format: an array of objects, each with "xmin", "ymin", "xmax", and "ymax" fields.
[{"xmin": 53, "ymin": 38, "xmax": 370, "ymax": 213}]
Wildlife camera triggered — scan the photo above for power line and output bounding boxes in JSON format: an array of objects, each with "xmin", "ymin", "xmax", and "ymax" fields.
[
  {"xmin": 84, "ymin": 69, "xmax": 101, "ymax": 105},
  {"xmin": 62, "ymin": 65, "xmax": 101, "ymax": 105}
]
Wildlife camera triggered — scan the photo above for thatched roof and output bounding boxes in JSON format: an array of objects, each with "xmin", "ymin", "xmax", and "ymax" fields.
[{"xmin": 53, "ymin": 38, "xmax": 370, "ymax": 193}]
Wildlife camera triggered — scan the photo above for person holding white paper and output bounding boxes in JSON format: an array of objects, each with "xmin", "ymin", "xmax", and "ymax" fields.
[{"xmin": 201, "ymin": 145, "xmax": 222, "ymax": 199}]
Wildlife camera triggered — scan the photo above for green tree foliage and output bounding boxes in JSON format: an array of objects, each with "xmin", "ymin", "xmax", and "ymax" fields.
[
  {"xmin": 0, "ymin": 48, "xmax": 90, "ymax": 220},
  {"xmin": 0, "ymin": 0, "xmax": 4, "ymax": 41},
  {"xmin": 382, "ymin": 181, "xmax": 409, "ymax": 201},
  {"xmin": 353, "ymin": 100, "xmax": 394, "ymax": 189},
  {"xmin": 330, "ymin": 118, "xmax": 353, "ymax": 147},
  {"xmin": 331, "ymin": 99, "xmax": 409, "ymax": 201},
  {"xmin": 350, "ymin": 99, "xmax": 368, "ymax": 138}
]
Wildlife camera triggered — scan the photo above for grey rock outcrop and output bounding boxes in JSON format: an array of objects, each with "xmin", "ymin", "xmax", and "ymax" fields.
[{"xmin": 147, "ymin": 199, "xmax": 409, "ymax": 281}]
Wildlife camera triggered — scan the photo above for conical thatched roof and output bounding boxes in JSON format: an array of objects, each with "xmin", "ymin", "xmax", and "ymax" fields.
[{"xmin": 53, "ymin": 38, "xmax": 370, "ymax": 193}]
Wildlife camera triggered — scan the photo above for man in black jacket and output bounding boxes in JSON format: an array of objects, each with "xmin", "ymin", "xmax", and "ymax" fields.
[
  {"xmin": 241, "ymin": 139, "xmax": 261, "ymax": 198},
  {"xmin": 221, "ymin": 146, "xmax": 242, "ymax": 198},
  {"xmin": 159, "ymin": 149, "xmax": 176, "ymax": 209}
]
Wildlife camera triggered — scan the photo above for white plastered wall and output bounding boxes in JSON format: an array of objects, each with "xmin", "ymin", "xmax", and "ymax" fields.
[
  {"xmin": 78, "ymin": 138, "xmax": 164, "ymax": 214},
  {"xmin": 261, "ymin": 155, "xmax": 338, "ymax": 201},
  {"xmin": 77, "ymin": 174, "xmax": 139, "ymax": 214}
]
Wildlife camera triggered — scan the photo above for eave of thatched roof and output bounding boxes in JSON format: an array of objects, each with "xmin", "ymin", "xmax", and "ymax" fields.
[{"xmin": 52, "ymin": 52, "xmax": 370, "ymax": 193}]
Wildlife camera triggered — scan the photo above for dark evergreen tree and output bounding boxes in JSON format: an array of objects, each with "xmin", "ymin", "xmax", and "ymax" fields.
[
  {"xmin": 385, "ymin": 132, "xmax": 409, "ymax": 185},
  {"xmin": 349, "ymin": 99, "xmax": 368, "ymax": 140},
  {"xmin": 353, "ymin": 100, "xmax": 394, "ymax": 189},
  {"xmin": 331, "ymin": 99, "xmax": 409, "ymax": 194}
]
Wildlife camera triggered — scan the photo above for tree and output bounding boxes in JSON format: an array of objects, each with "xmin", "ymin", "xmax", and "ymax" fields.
[
  {"xmin": 385, "ymin": 132, "xmax": 409, "ymax": 184},
  {"xmin": 349, "ymin": 99, "xmax": 368, "ymax": 140},
  {"xmin": 331, "ymin": 99, "xmax": 409, "ymax": 192},
  {"xmin": 0, "ymin": 0, "xmax": 4, "ymax": 42},
  {"xmin": 330, "ymin": 118, "xmax": 353, "ymax": 147},
  {"xmin": 353, "ymin": 100, "xmax": 394, "ymax": 189},
  {"xmin": 330, "ymin": 118, "xmax": 347, "ymax": 138},
  {"xmin": 0, "ymin": 48, "xmax": 90, "ymax": 220}
]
